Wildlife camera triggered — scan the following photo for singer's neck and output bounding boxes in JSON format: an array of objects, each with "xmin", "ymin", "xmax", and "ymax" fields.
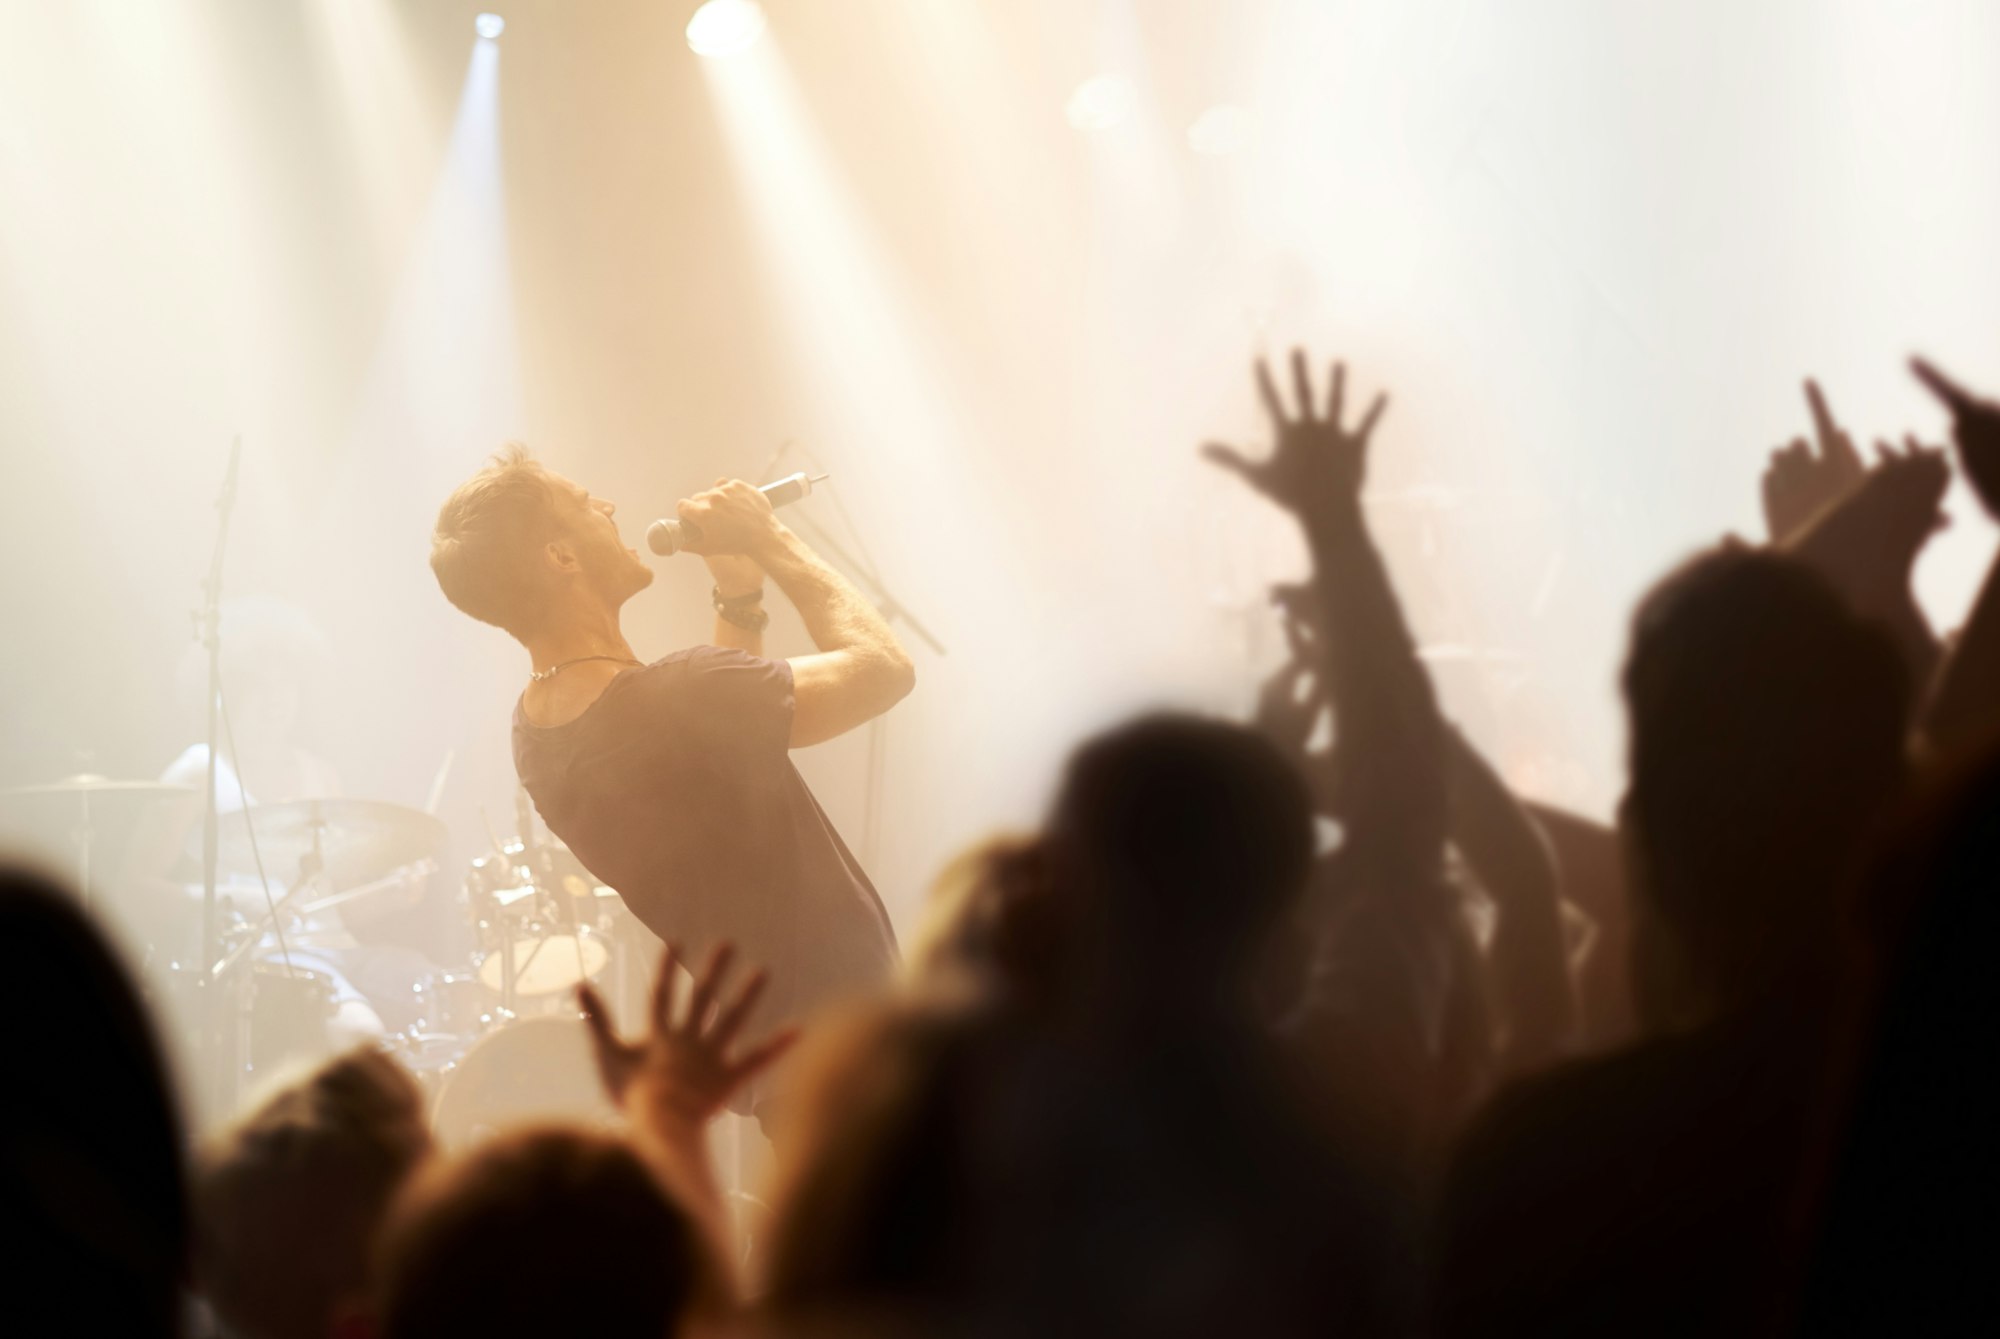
[{"xmin": 523, "ymin": 604, "xmax": 637, "ymax": 675}]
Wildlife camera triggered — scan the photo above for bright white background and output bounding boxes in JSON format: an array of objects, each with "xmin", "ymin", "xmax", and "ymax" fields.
[{"xmin": 3, "ymin": 0, "xmax": 1997, "ymax": 942}]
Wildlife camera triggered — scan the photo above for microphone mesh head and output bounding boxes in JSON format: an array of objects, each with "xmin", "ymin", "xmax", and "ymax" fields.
[{"xmin": 645, "ymin": 519, "xmax": 681, "ymax": 556}]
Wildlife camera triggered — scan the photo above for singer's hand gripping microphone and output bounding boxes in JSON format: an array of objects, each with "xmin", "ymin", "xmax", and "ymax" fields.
[{"xmin": 646, "ymin": 472, "xmax": 828, "ymax": 557}]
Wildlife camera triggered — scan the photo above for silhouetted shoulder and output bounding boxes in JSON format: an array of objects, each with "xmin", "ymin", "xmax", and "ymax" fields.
[{"xmin": 1438, "ymin": 1023, "xmax": 1825, "ymax": 1339}]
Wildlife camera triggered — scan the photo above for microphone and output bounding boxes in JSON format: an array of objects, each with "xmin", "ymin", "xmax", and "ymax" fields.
[{"xmin": 646, "ymin": 472, "xmax": 829, "ymax": 557}]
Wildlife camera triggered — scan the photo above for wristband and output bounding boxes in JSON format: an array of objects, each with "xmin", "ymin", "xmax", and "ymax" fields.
[
  {"xmin": 712, "ymin": 584, "xmax": 765, "ymax": 608},
  {"xmin": 712, "ymin": 585, "xmax": 769, "ymax": 632}
]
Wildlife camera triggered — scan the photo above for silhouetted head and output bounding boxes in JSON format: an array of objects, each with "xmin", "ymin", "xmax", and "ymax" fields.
[
  {"xmin": 430, "ymin": 445, "xmax": 653, "ymax": 644},
  {"xmin": 904, "ymin": 833, "xmax": 1035, "ymax": 992},
  {"xmin": 195, "ymin": 1048, "xmax": 432, "ymax": 1339},
  {"xmin": 0, "ymin": 864, "xmax": 187, "ymax": 1334},
  {"xmin": 1801, "ymin": 740, "xmax": 2000, "ymax": 1329},
  {"xmin": 1620, "ymin": 547, "xmax": 1910, "ymax": 1021},
  {"xmin": 373, "ymin": 1127, "xmax": 700, "ymax": 1339},
  {"xmin": 1046, "ymin": 713, "xmax": 1315, "ymax": 993}
]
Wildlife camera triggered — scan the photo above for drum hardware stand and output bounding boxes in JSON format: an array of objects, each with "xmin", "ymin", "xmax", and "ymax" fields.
[
  {"xmin": 722, "ymin": 453, "xmax": 941, "ymax": 1200},
  {"xmin": 193, "ymin": 438, "xmax": 240, "ymax": 1118},
  {"xmin": 296, "ymin": 857, "xmax": 440, "ymax": 918},
  {"xmin": 499, "ymin": 788, "xmax": 592, "ymax": 1015},
  {"xmin": 474, "ymin": 806, "xmax": 525, "ymax": 1014},
  {"xmin": 516, "ymin": 792, "xmax": 591, "ymax": 990},
  {"xmin": 491, "ymin": 856, "xmax": 583, "ymax": 1011},
  {"xmin": 207, "ymin": 818, "xmax": 323, "ymax": 1106},
  {"xmin": 216, "ymin": 689, "xmax": 299, "ymax": 980},
  {"xmin": 512, "ymin": 790, "xmax": 559, "ymax": 1012},
  {"xmin": 208, "ymin": 834, "xmax": 323, "ymax": 987}
]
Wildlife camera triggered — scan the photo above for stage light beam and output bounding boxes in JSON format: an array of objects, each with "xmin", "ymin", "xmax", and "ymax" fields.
[
  {"xmin": 474, "ymin": 13, "xmax": 505, "ymax": 41},
  {"xmin": 686, "ymin": 0, "xmax": 767, "ymax": 59}
]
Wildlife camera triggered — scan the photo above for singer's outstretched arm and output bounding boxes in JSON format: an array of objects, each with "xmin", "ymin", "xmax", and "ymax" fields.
[{"xmin": 675, "ymin": 479, "xmax": 915, "ymax": 748}]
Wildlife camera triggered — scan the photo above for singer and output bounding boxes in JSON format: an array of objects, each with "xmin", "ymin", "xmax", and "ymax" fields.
[{"xmin": 428, "ymin": 447, "xmax": 913, "ymax": 1128}]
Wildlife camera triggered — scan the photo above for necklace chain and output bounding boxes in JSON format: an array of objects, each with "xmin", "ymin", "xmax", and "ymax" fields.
[{"xmin": 529, "ymin": 654, "xmax": 644, "ymax": 684}]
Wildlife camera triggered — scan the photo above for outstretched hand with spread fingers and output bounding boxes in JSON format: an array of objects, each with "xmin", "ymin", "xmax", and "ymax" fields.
[
  {"xmin": 1913, "ymin": 356, "xmax": 2000, "ymax": 521},
  {"xmin": 1204, "ymin": 349, "xmax": 1389, "ymax": 529},
  {"xmin": 578, "ymin": 942, "xmax": 797, "ymax": 1134}
]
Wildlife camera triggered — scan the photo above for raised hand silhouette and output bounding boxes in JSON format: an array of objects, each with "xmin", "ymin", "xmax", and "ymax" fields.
[
  {"xmin": 578, "ymin": 942, "xmax": 795, "ymax": 1135},
  {"xmin": 1912, "ymin": 357, "xmax": 2000, "ymax": 521},
  {"xmin": 1911, "ymin": 358, "xmax": 2000, "ymax": 753},
  {"xmin": 1763, "ymin": 379, "xmax": 1868, "ymax": 543},
  {"xmin": 1786, "ymin": 436, "xmax": 1949, "ymax": 612},
  {"xmin": 1204, "ymin": 350, "xmax": 1388, "ymax": 529}
]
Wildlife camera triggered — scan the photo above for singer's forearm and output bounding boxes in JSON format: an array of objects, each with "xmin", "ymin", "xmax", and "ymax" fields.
[
  {"xmin": 752, "ymin": 523, "xmax": 915, "ymax": 747},
  {"xmin": 711, "ymin": 616, "xmax": 762, "ymax": 656},
  {"xmin": 751, "ymin": 525, "xmax": 896, "ymax": 657}
]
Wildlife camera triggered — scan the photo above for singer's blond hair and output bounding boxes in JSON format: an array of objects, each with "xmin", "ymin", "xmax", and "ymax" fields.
[{"xmin": 429, "ymin": 444, "xmax": 568, "ymax": 642}]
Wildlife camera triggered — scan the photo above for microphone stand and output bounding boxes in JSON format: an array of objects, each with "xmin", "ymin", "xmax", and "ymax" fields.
[
  {"xmin": 782, "ymin": 509, "xmax": 945, "ymax": 866},
  {"xmin": 759, "ymin": 441, "xmax": 947, "ymax": 657},
  {"xmin": 784, "ymin": 512, "xmax": 946, "ymax": 658},
  {"xmin": 196, "ymin": 438, "xmax": 241, "ymax": 1117}
]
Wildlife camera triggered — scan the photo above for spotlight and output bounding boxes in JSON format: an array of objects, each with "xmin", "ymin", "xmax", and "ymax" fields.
[
  {"xmin": 1188, "ymin": 104, "xmax": 1255, "ymax": 156},
  {"xmin": 1065, "ymin": 75, "xmax": 1133, "ymax": 132},
  {"xmin": 474, "ymin": 13, "xmax": 505, "ymax": 40},
  {"xmin": 687, "ymin": 0, "xmax": 768, "ymax": 58}
]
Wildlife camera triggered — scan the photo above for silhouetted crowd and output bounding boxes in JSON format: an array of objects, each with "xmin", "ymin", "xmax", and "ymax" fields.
[{"xmin": 6, "ymin": 350, "xmax": 1998, "ymax": 1337}]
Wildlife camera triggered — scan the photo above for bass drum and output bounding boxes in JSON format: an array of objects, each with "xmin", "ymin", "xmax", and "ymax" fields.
[{"xmin": 430, "ymin": 1015, "xmax": 616, "ymax": 1151}]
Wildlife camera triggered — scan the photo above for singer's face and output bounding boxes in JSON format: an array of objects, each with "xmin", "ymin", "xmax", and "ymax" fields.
[{"xmin": 552, "ymin": 476, "xmax": 653, "ymax": 604}]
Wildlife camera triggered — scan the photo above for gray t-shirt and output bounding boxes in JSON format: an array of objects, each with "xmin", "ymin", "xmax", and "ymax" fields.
[{"xmin": 513, "ymin": 646, "xmax": 899, "ymax": 1033}]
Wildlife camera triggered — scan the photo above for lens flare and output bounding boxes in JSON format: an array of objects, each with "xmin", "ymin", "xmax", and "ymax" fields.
[
  {"xmin": 1065, "ymin": 75, "xmax": 1133, "ymax": 132},
  {"xmin": 1188, "ymin": 104, "xmax": 1255, "ymax": 156}
]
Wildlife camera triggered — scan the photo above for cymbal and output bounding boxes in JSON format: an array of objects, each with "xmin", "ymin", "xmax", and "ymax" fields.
[
  {"xmin": 0, "ymin": 776, "xmax": 200, "ymax": 842},
  {"xmin": 0, "ymin": 775, "xmax": 198, "ymax": 802},
  {"xmin": 188, "ymin": 798, "xmax": 447, "ymax": 890},
  {"xmin": 0, "ymin": 776, "xmax": 203, "ymax": 897}
]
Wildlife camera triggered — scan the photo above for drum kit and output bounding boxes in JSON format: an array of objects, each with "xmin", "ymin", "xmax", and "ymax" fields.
[{"xmin": 0, "ymin": 773, "xmax": 652, "ymax": 1137}]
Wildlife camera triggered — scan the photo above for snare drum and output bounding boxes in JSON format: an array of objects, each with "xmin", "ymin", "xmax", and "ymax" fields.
[
  {"xmin": 476, "ymin": 930, "xmax": 611, "ymax": 996},
  {"xmin": 465, "ymin": 843, "xmax": 619, "ymax": 1000}
]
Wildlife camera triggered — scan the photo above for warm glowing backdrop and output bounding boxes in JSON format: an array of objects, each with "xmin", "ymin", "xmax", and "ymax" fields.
[{"xmin": 4, "ymin": 0, "xmax": 1998, "ymax": 944}]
